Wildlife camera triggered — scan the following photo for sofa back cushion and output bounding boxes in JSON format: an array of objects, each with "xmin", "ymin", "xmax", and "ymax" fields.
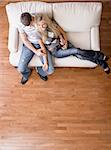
[
  {"xmin": 67, "ymin": 31, "xmax": 91, "ymax": 49},
  {"xmin": 52, "ymin": 2, "xmax": 102, "ymax": 32},
  {"xmin": 6, "ymin": 1, "xmax": 52, "ymax": 27}
]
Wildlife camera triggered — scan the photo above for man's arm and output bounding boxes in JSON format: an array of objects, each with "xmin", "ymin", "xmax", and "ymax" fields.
[{"xmin": 20, "ymin": 32, "xmax": 44, "ymax": 56}]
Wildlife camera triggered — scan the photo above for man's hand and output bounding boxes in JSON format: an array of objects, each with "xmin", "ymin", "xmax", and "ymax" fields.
[{"xmin": 35, "ymin": 49, "xmax": 46, "ymax": 56}]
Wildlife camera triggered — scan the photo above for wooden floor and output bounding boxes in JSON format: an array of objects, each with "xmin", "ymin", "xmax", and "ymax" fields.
[{"xmin": 0, "ymin": 1, "xmax": 111, "ymax": 150}]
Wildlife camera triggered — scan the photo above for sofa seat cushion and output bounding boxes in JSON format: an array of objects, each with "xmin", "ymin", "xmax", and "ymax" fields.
[
  {"xmin": 9, "ymin": 32, "xmax": 96, "ymax": 67},
  {"xmin": 9, "ymin": 30, "xmax": 96, "ymax": 67},
  {"xmin": 9, "ymin": 51, "xmax": 97, "ymax": 67}
]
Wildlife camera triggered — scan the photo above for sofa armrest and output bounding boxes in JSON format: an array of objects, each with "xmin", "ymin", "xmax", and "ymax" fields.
[
  {"xmin": 91, "ymin": 26, "xmax": 100, "ymax": 51},
  {"xmin": 8, "ymin": 26, "xmax": 19, "ymax": 53}
]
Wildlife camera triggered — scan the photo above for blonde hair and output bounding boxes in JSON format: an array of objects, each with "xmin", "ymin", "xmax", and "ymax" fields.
[{"xmin": 35, "ymin": 13, "xmax": 61, "ymax": 43}]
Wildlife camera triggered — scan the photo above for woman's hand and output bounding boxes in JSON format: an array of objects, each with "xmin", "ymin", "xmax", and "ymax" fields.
[
  {"xmin": 42, "ymin": 63, "xmax": 48, "ymax": 71},
  {"xmin": 60, "ymin": 38, "xmax": 68, "ymax": 49},
  {"xmin": 41, "ymin": 48, "xmax": 47, "ymax": 54},
  {"xmin": 63, "ymin": 40, "xmax": 68, "ymax": 49},
  {"xmin": 60, "ymin": 36, "xmax": 65, "ymax": 46},
  {"xmin": 60, "ymin": 36, "xmax": 68, "ymax": 50}
]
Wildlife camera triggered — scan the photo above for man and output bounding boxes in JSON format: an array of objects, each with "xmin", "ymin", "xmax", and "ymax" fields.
[{"xmin": 17, "ymin": 12, "xmax": 54, "ymax": 84}]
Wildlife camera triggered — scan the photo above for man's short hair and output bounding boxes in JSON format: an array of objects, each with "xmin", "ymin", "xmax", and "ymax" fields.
[{"xmin": 20, "ymin": 12, "xmax": 32, "ymax": 26}]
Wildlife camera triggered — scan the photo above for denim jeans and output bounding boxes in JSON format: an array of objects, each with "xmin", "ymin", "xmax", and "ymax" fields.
[
  {"xmin": 51, "ymin": 42, "xmax": 109, "ymax": 70},
  {"xmin": 18, "ymin": 44, "xmax": 54, "ymax": 79}
]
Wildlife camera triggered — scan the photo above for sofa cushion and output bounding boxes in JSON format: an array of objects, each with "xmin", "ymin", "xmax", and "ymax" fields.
[
  {"xmin": 53, "ymin": 2, "xmax": 102, "ymax": 32},
  {"xmin": 6, "ymin": 1, "xmax": 52, "ymax": 27},
  {"xmin": 9, "ymin": 50, "xmax": 97, "ymax": 68},
  {"xmin": 67, "ymin": 31, "xmax": 91, "ymax": 50}
]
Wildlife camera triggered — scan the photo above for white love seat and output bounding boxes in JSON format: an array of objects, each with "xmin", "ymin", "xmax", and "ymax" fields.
[{"xmin": 6, "ymin": 1, "xmax": 102, "ymax": 67}]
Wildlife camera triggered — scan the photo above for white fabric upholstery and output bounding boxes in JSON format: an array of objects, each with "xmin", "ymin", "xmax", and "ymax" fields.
[
  {"xmin": 6, "ymin": 1, "xmax": 102, "ymax": 67},
  {"xmin": 8, "ymin": 26, "xmax": 19, "ymax": 52},
  {"xmin": 91, "ymin": 26, "xmax": 100, "ymax": 51},
  {"xmin": 52, "ymin": 2, "xmax": 102, "ymax": 32},
  {"xmin": 66, "ymin": 32, "xmax": 91, "ymax": 50},
  {"xmin": 6, "ymin": 1, "xmax": 52, "ymax": 27}
]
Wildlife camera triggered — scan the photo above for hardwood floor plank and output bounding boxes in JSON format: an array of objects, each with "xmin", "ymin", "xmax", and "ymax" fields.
[{"xmin": 0, "ymin": 1, "xmax": 111, "ymax": 150}]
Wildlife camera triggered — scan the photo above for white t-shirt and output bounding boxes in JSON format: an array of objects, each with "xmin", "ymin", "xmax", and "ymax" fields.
[{"xmin": 18, "ymin": 23, "xmax": 42, "ymax": 44}]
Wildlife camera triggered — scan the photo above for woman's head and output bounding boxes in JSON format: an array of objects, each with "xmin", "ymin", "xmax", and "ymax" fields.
[
  {"xmin": 35, "ymin": 13, "xmax": 61, "ymax": 40},
  {"xmin": 35, "ymin": 14, "xmax": 48, "ymax": 31},
  {"xmin": 35, "ymin": 13, "xmax": 56, "ymax": 32}
]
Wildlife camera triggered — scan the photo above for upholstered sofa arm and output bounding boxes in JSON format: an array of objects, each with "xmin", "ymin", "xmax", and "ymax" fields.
[
  {"xmin": 91, "ymin": 26, "xmax": 100, "ymax": 51},
  {"xmin": 8, "ymin": 26, "xmax": 19, "ymax": 53}
]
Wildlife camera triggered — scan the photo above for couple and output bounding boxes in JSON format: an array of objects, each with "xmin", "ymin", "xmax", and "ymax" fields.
[{"xmin": 18, "ymin": 12, "xmax": 110, "ymax": 84}]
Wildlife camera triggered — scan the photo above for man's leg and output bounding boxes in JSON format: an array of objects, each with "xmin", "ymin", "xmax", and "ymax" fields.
[{"xmin": 18, "ymin": 44, "xmax": 34, "ymax": 84}]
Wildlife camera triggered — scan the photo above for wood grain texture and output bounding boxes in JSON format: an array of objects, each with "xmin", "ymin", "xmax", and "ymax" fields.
[{"xmin": 0, "ymin": 1, "xmax": 111, "ymax": 150}]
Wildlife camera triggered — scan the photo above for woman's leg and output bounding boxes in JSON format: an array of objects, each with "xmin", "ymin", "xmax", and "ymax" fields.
[
  {"xmin": 38, "ymin": 51, "xmax": 54, "ymax": 76},
  {"xmin": 51, "ymin": 42, "xmax": 103, "ymax": 59},
  {"xmin": 77, "ymin": 48, "xmax": 106, "ymax": 61},
  {"xmin": 34, "ymin": 44, "xmax": 54, "ymax": 76},
  {"xmin": 51, "ymin": 43, "xmax": 110, "ymax": 73},
  {"xmin": 51, "ymin": 47, "xmax": 79, "ymax": 58},
  {"xmin": 79, "ymin": 54, "xmax": 110, "ymax": 73}
]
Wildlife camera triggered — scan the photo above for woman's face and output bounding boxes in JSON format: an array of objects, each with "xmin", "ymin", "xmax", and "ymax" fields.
[{"xmin": 38, "ymin": 19, "xmax": 48, "ymax": 31}]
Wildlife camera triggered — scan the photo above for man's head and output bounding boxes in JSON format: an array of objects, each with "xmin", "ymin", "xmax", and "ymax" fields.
[{"xmin": 20, "ymin": 12, "xmax": 32, "ymax": 26}]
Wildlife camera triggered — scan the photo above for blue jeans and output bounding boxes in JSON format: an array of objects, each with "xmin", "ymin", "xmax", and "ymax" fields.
[
  {"xmin": 51, "ymin": 42, "xmax": 109, "ymax": 70},
  {"xmin": 18, "ymin": 44, "xmax": 54, "ymax": 79}
]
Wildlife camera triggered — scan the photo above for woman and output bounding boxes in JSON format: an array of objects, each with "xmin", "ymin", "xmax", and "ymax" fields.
[{"xmin": 35, "ymin": 13, "xmax": 110, "ymax": 74}]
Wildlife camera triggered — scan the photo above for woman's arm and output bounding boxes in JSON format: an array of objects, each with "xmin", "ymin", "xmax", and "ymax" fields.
[
  {"xmin": 55, "ymin": 23, "xmax": 68, "ymax": 49},
  {"xmin": 57, "ymin": 25, "xmax": 68, "ymax": 43},
  {"xmin": 38, "ymin": 39, "xmax": 48, "ymax": 71}
]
